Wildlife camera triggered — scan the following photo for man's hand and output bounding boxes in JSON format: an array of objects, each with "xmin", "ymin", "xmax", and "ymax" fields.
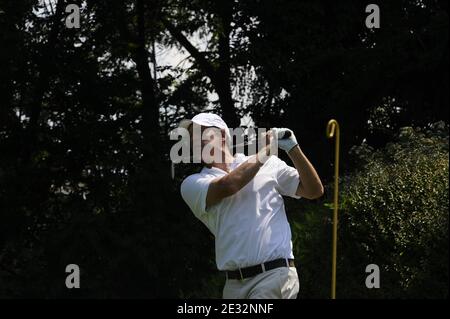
[{"xmin": 272, "ymin": 128, "xmax": 298, "ymax": 153}]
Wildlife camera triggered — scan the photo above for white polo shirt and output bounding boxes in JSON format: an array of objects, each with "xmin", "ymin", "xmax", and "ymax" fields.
[{"xmin": 180, "ymin": 153, "xmax": 301, "ymax": 271}]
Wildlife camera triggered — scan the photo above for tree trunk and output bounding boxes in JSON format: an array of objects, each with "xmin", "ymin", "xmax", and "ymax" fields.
[
  {"xmin": 135, "ymin": 0, "xmax": 161, "ymax": 160},
  {"xmin": 163, "ymin": 15, "xmax": 239, "ymax": 127},
  {"xmin": 22, "ymin": 0, "xmax": 66, "ymax": 164},
  {"xmin": 215, "ymin": 0, "xmax": 239, "ymax": 128},
  {"xmin": 115, "ymin": 0, "xmax": 170, "ymax": 209}
]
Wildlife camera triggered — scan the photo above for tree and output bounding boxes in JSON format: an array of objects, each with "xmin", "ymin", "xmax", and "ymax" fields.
[{"xmin": 0, "ymin": 0, "xmax": 447, "ymax": 298}]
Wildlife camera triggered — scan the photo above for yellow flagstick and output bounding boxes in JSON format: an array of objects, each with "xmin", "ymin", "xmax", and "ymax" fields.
[{"xmin": 326, "ymin": 119, "xmax": 340, "ymax": 299}]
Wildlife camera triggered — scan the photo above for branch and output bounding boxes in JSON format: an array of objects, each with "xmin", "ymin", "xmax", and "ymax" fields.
[{"xmin": 162, "ymin": 18, "xmax": 217, "ymax": 81}]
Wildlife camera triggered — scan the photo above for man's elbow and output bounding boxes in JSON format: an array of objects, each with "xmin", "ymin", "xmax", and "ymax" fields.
[
  {"xmin": 311, "ymin": 185, "xmax": 324, "ymax": 199},
  {"xmin": 298, "ymin": 184, "xmax": 324, "ymax": 200}
]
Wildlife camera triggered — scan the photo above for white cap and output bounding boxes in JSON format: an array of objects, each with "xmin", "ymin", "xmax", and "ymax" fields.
[
  {"xmin": 178, "ymin": 113, "xmax": 232, "ymax": 148},
  {"xmin": 178, "ymin": 113, "xmax": 228, "ymax": 130}
]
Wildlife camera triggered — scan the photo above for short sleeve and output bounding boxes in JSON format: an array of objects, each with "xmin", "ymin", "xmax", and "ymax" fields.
[
  {"xmin": 180, "ymin": 174, "xmax": 214, "ymax": 218},
  {"xmin": 272, "ymin": 156, "xmax": 301, "ymax": 199}
]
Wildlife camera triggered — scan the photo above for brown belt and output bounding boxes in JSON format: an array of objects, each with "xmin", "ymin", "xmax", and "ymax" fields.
[{"xmin": 226, "ymin": 258, "xmax": 295, "ymax": 280}]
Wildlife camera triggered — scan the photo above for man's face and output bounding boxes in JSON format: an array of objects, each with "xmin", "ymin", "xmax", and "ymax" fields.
[{"xmin": 189, "ymin": 124, "xmax": 225, "ymax": 164}]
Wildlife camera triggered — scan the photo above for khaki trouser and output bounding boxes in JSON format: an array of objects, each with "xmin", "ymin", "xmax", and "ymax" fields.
[{"xmin": 223, "ymin": 266, "xmax": 299, "ymax": 299}]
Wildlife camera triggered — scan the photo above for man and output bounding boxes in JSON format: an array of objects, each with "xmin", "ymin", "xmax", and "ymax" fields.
[{"xmin": 178, "ymin": 113, "xmax": 323, "ymax": 299}]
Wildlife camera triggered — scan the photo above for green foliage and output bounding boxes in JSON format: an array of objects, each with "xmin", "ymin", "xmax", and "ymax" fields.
[
  {"xmin": 289, "ymin": 200, "xmax": 332, "ymax": 298},
  {"xmin": 340, "ymin": 122, "xmax": 449, "ymax": 298},
  {"xmin": 289, "ymin": 123, "xmax": 448, "ymax": 298}
]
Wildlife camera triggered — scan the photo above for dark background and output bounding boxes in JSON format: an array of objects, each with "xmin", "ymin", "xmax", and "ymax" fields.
[{"xmin": 0, "ymin": 0, "xmax": 448, "ymax": 298}]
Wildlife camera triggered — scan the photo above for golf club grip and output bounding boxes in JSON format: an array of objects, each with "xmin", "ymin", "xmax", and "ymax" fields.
[{"xmin": 281, "ymin": 130, "xmax": 291, "ymax": 139}]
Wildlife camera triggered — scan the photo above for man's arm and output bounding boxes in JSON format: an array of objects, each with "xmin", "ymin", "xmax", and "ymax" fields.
[
  {"xmin": 287, "ymin": 145, "xmax": 324, "ymax": 199},
  {"xmin": 206, "ymin": 145, "xmax": 270, "ymax": 208}
]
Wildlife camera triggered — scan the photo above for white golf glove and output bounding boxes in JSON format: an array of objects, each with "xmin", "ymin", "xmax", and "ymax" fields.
[{"xmin": 272, "ymin": 127, "xmax": 298, "ymax": 153}]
